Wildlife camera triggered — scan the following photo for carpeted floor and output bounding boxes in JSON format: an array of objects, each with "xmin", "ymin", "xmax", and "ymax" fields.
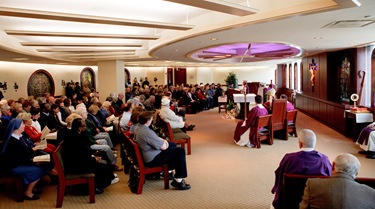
[{"xmin": 0, "ymin": 108, "xmax": 374, "ymax": 209}]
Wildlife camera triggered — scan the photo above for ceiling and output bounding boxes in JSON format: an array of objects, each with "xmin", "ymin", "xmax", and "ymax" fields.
[{"xmin": 0, "ymin": 0, "xmax": 374, "ymax": 67}]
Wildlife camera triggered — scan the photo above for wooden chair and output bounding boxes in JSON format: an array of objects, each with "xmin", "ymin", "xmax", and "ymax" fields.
[
  {"xmin": 126, "ymin": 136, "xmax": 169, "ymax": 194},
  {"xmin": 253, "ymin": 114, "xmax": 273, "ymax": 148},
  {"xmin": 271, "ymin": 99, "xmax": 287, "ymax": 140},
  {"xmin": 218, "ymin": 95, "xmax": 227, "ymax": 113},
  {"xmin": 286, "ymin": 110, "xmax": 298, "ymax": 137},
  {"xmin": 53, "ymin": 143, "xmax": 95, "ymax": 208},
  {"xmin": 281, "ymin": 173, "xmax": 375, "ymax": 209},
  {"xmin": 0, "ymin": 174, "xmax": 24, "ymax": 202},
  {"xmin": 159, "ymin": 115, "xmax": 192, "ymax": 155},
  {"xmin": 119, "ymin": 127, "xmax": 133, "ymax": 174}
]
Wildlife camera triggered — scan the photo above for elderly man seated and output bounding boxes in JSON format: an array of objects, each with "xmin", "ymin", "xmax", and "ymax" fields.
[
  {"xmin": 300, "ymin": 153, "xmax": 375, "ymax": 208},
  {"xmin": 271, "ymin": 129, "xmax": 332, "ymax": 209}
]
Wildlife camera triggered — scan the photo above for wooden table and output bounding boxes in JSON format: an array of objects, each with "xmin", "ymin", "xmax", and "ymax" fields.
[
  {"xmin": 233, "ymin": 93, "xmax": 256, "ymax": 120},
  {"xmin": 344, "ymin": 110, "xmax": 373, "ymax": 140}
]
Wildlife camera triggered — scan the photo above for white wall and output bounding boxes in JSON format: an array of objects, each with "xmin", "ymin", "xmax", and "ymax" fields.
[
  {"xmin": 125, "ymin": 67, "xmax": 165, "ymax": 87},
  {"xmin": 212, "ymin": 65, "xmax": 276, "ymax": 85},
  {"xmin": 0, "ymin": 61, "xmax": 276, "ymax": 101},
  {"xmin": 0, "ymin": 61, "xmax": 97, "ymax": 99}
]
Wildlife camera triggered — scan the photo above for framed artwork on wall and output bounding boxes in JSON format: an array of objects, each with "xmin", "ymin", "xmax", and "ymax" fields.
[
  {"xmin": 80, "ymin": 67, "xmax": 95, "ymax": 95},
  {"xmin": 339, "ymin": 57, "xmax": 351, "ymax": 103},
  {"xmin": 27, "ymin": 70, "xmax": 55, "ymax": 98}
]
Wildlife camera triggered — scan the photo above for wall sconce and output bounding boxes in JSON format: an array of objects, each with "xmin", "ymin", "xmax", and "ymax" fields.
[
  {"xmin": 13, "ymin": 82, "xmax": 19, "ymax": 92},
  {"xmin": 61, "ymin": 80, "xmax": 66, "ymax": 87}
]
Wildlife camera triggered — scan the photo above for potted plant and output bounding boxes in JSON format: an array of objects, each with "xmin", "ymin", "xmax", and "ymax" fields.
[{"xmin": 225, "ymin": 72, "xmax": 238, "ymax": 88}]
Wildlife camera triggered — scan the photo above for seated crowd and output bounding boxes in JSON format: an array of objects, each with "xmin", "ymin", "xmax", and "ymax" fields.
[{"xmin": 0, "ymin": 81, "xmax": 226, "ymax": 201}]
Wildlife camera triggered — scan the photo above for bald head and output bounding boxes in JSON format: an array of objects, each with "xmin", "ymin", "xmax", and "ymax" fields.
[
  {"xmin": 333, "ymin": 153, "xmax": 360, "ymax": 178},
  {"xmin": 298, "ymin": 129, "xmax": 316, "ymax": 149}
]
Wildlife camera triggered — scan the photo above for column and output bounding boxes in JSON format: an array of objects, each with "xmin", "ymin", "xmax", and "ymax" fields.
[{"xmin": 97, "ymin": 60, "xmax": 125, "ymax": 100}]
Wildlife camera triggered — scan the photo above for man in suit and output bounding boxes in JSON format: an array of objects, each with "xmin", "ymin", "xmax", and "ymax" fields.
[
  {"xmin": 300, "ymin": 153, "xmax": 375, "ymax": 209},
  {"xmin": 271, "ymin": 129, "xmax": 332, "ymax": 209}
]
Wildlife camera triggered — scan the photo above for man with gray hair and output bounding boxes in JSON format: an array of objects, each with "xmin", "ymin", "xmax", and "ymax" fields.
[
  {"xmin": 271, "ymin": 129, "xmax": 332, "ymax": 209},
  {"xmin": 300, "ymin": 153, "xmax": 375, "ymax": 208}
]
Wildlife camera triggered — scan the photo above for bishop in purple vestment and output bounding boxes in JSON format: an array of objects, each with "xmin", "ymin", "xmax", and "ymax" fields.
[{"xmin": 271, "ymin": 129, "xmax": 332, "ymax": 209}]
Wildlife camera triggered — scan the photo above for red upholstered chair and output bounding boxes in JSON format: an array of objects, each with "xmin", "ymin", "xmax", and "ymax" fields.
[
  {"xmin": 126, "ymin": 136, "xmax": 169, "ymax": 194},
  {"xmin": 253, "ymin": 114, "xmax": 273, "ymax": 148},
  {"xmin": 53, "ymin": 143, "xmax": 95, "ymax": 208}
]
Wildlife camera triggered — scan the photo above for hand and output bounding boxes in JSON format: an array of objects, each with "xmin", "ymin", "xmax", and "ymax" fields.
[{"xmin": 94, "ymin": 156, "xmax": 101, "ymax": 162}]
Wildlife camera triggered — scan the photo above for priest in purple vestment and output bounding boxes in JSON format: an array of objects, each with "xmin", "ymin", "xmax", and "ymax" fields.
[
  {"xmin": 271, "ymin": 129, "xmax": 332, "ymax": 209},
  {"xmin": 356, "ymin": 122, "xmax": 375, "ymax": 159},
  {"xmin": 280, "ymin": 94, "xmax": 295, "ymax": 111},
  {"xmin": 233, "ymin": 95, "xmax": 268, "ymax": 148}
]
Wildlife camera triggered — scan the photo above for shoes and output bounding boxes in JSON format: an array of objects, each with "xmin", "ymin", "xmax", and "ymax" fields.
[
  {"xmin": 160, "ymin": 171, "xmax": 174, "ymax": 180},
  {"xmin": 24, "ymin": 194, "xmax": 40, "ymax": 200},
  {"xmin": 32, "ymin": 188, "xmax": 43, "ymax": 195},
  {"xmin": 358, "ymin": 150, "xmax": 369, "ymax": 154},
  {"xmin": 186, "ymin": 125, "xmax": 195, "ymax": 131},
  {"xmin": 366, "ymin": 152, "xmax": 375, "ymax": 159},
  {"xmin": 113, "ymin": 165, "xmax": 123, "ymax": 171},
  {"xmin": 95, "ymin": 188, "xmax": 104, "ymax": 194},
  {"xmin": 245, "ymin": 142, "xmax": 255, "ymax": 148},
  {"xmin": 111, "ymin": 177, "xmax": 120, "ymax": 184},
  {"xmin": 171, "ymin": 179, "xmax": 191, "ymax": 190}
]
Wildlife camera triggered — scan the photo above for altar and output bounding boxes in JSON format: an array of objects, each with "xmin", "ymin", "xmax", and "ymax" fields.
[{"xmin": 233, "ymin": 93, "xmax": 256, "ymax": 119}]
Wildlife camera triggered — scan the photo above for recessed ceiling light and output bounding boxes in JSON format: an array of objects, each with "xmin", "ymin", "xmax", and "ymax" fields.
[{"xmin": 210, "ymin": 38, "xmax": 218, "ymax": 41}]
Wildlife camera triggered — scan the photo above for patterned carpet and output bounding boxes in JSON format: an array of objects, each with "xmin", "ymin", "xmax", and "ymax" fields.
[{"xmin": 0, "ymin": 108, "xmax": 374, "ymax": 209}]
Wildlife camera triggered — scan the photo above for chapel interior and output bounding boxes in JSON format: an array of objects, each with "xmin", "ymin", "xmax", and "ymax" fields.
[{"xmin": 0, "ymin": 0, "xmax": 375, "ymax": 208}]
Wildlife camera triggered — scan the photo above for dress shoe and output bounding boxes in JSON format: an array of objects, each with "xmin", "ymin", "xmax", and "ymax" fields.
[
  {"xmin": 358, "ymin": 150, "xmax": 369, "ymax": 154},
  {"xmin": 113, "ymin": 165, "xmax": 123, "ymax": 172},
  {"xmin": 24, "ymin": 194, "xmax": 40, "ymax": 200},
  {"xmin": 186, "ymin": 127, "xmax": 193, "ymax": 131},
  {"xmin": 95, "ymin": 188, "xmax": 104, "ymax": 194},
  {"xmin": 32, "ymin": 188, "xmax": 43, "ymax": 195},
  {"xmin": 366, "ymin": 152, "xmax": 375, "ymax": 159},
  {"xmin": 171, "ymin": 179, "xmax": 191, "ymax": 190}
]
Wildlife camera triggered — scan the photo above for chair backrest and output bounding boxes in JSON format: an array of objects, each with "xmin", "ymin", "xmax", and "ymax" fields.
[
  {"xmin": 256, "ymin": 114, "xmax": 272, "ymax": 129},
  {"xmin": 281, "ymin": 173, "xmax": 375, "ymax": 209},
  {"xmin": 286, "ymin": 110, "xmax": 298, "ymax": 124},
  {"xmin": 253, "ymin": 114, "xmax": 272, "ymax": 148},
  {"xmin": 271, "ymin": 99, "xmax": 287, "ymax": 131},
  {"xmin": 158, "ymin": 115, "xmax": 174, "ymax": 141},
  {"xmin": 52, "ymin": 143, "xmax": 65, "ymax": 181},
  {"xmin": 127, "ymin": 136, "xmax": 145, "ymax": 173}
]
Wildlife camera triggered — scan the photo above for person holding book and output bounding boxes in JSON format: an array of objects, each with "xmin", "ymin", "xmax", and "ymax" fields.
[
  {"xmin": 17, "ymin": 113, "xmax": 56, "ymax": 153},
  {"xmin": 0, "ymin": 118, "xmax": 49, "ymax": 200},
  {"xmin": 61, "ymin": 118, "xmax": 118, "ymax": 194}
]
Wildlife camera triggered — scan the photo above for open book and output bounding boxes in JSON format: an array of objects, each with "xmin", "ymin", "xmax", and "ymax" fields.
[
  {"xmin": 34, "ymin": 126, "xmax": 50, "ymax": 150},
  {"xmin": 33, "ymin": 154, "xmax": 50, "ymax": 162},
  {"xmin": 104, "ymin": 126, "xmax": 113, "ymax": 132},
  {"xmin": 107, "ymin": 114, "xmax": 116, "ymax": 122}
]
